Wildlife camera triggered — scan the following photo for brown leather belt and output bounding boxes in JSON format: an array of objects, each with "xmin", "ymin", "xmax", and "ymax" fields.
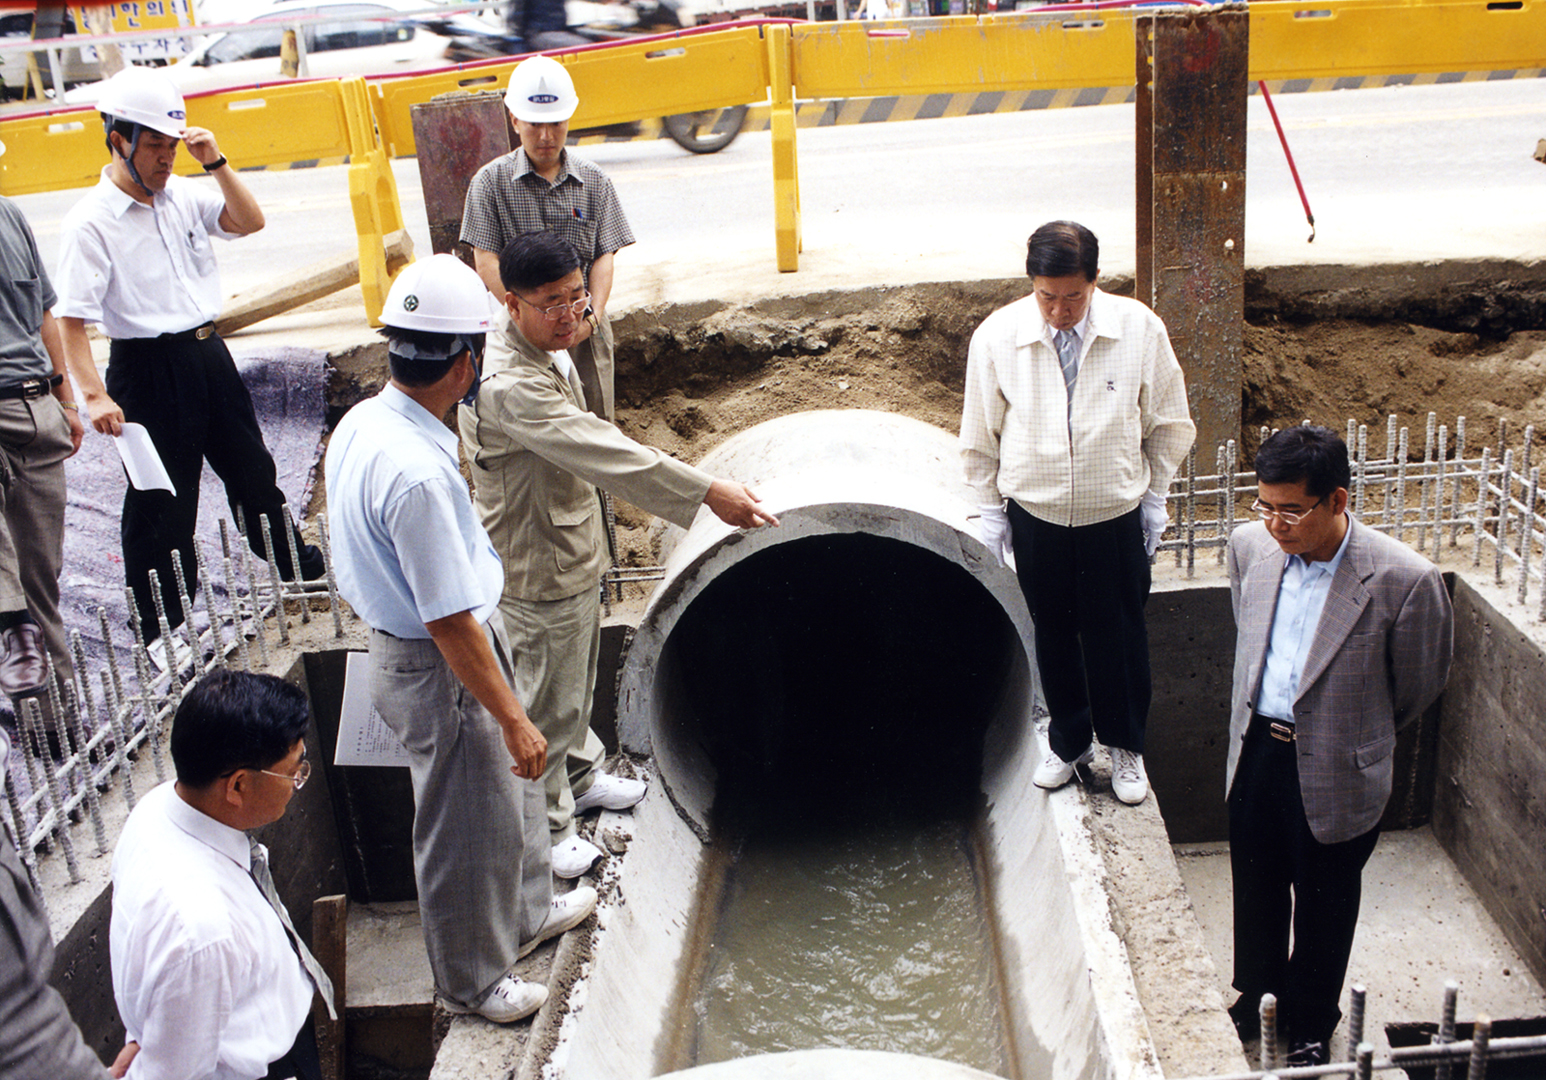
[{"xmin": 160, "ymin": 322, "xmax": 217, "ymax": 341}]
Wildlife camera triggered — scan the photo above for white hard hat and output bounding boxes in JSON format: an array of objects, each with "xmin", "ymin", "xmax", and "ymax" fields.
[
  {"xmin": 97, "ymin": 66, "xmax": 187, "ymax": 138},
  {"xmin": 504, "ymin": 55, "xmax": 579, "ymax": 123},
  {"xmin": 380, "ymin": 255, "xmax": 496, "ymax": 334}
]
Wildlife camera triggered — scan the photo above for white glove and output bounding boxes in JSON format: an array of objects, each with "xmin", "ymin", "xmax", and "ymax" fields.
[
  {"xmin": 976, "ymin": 503, "xmax": 1012, "ymax": 567},
  {"xmin": 1140, "ymin": 490, "xmax": 1169, "ymax": 558}
]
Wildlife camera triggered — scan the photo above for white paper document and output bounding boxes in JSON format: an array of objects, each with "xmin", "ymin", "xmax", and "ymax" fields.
[
  {"xmin": 115, "ymin": 423, "xmax": 176, "ymax": 494},
  {"xmin": 334, "ymin": 652, "xmax": 410, "ymax": 767}
]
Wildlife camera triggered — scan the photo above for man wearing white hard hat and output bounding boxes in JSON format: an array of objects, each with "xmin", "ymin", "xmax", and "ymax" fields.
[
  {"xmin": 461, "ymin": 54, "xmax": 633, "ymax": 421},
  {"xmin": 0, "ymin": 135, "xmax": 82, "ymax": 721},
  {"xmin": 55, "ymin": 66, "xmax": 322, "ymax": 647},
  {"xmin": 326, "ymin": 254, "xmax": 596, "ymax": 1024}
]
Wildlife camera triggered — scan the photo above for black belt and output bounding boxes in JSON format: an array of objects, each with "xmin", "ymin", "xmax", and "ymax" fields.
[
  {"xmin": 0, "ymin": 373, "xmax": 63, "ymax": 401},
  {"xmin": 160, "ymin": 322, "xmax": 217, "ymax": 341},
  {"xmin": 1251, "ymin": 712, "xmax": 1296, "ymax": 742}
]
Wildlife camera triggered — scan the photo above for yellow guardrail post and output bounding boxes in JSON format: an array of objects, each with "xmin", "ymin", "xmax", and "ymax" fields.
[
  {"xmin": 766, "ymin": 23, "xmax": 801, "ymax": 273},
  {"xmin": 340, "ymin": 76, "xmax": 409, "ymax": 327}
]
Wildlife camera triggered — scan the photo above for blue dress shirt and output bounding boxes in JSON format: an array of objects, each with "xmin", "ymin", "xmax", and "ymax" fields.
[
  {"xmin": 1254, "ymin": 513, "xmax": 1354, "ymax": 722},
  {"xmin": 324, "ymin": 384, "xmax": 503, "ymax": 639}
]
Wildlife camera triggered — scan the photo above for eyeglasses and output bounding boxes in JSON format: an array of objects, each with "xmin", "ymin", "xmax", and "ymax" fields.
[
  {"xmin": 515, "ymin": 291, "xmax": 590, "ymax": 321},
  {"xmin": 1250, "ymin": 496, "xmax": 1325, "ymax": 526},
  {"xmin": 256, "ymin": 759, "xmax": 311, "ymax": 791}
]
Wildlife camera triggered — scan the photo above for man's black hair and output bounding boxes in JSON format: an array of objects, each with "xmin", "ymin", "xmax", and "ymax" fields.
[
  {"xmin": 1026, "ymin": 220, "xmax": 1099, "ymax": 282},
  {"xmin": 103, "ymin": 116, "xmax": 138, "ymax": 158},
  {"xmin": 1254, "ymin": 425, "xmax": 1352, "ymax": 500},
  {"xmin": 500, "ymin": 231, "xmax": 582, "ymax": 294},
  {"xmin": 171, "ymin": 669, "xmax": 310, "ymax": 788},
  {"xmin": 381, "ymin": 327, "xmax": 481, "ymax": 387}
]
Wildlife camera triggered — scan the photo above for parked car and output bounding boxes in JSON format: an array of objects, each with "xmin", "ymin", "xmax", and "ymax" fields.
[{"xmin": 63, "ymin": 0, "xmax": 498, "ymax": 105}]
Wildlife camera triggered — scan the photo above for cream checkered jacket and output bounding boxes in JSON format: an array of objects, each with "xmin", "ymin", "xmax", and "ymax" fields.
[{"xmin": 960, "ymin": 288, "xmax": 1195, "ymax": 526}]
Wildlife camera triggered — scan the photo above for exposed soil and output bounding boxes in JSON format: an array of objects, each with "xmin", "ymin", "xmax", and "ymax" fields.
[
  {"xmin": 321, "ymin": 273, "xmax": 1546, "ymax": 585},
  {"xmin": 602, "ymin": 283, "xmax": 1546, "ymax": 575}
]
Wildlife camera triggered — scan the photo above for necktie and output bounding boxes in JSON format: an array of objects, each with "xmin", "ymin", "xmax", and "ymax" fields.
[
  {"xmin": 1055, "ymin": 329, "xmax": 1080, "ymax": 396},
  {"xmin": 249, "ymin": 838, "xmax": 338, "ymax": 1020}
]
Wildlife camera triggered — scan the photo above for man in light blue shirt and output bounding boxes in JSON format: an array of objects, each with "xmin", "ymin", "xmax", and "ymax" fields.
[
  {"xmin": 325, "ymin": 255, "xmax": 596, "ymax": 1024},
  {"xmin": 1225, "ymin": 425, "xmax": 1452, "ymax": 1067}
]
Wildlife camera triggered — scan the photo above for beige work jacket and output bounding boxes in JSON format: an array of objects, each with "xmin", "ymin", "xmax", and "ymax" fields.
[{"xmin": 459, "ymin": 323, "xmax": 711, "ymax": 602}]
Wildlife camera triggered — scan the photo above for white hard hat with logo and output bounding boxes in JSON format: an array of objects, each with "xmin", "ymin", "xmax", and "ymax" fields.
[
  {"xmin": 381, "ymin": 255, "xmax": 496, "ymax": 335},
  {"xmin": 504, "ymin": 55, "xmax": 579, "ymax": 123},
  {"xmin": 97, "ymin": 66, "xmax": 187, "ymax": 138}
]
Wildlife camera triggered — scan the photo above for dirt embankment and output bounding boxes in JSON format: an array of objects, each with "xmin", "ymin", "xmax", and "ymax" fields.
[
  {"xmin": 605, "ymin": 275, "xmax": 1546, "ymax": 570},
  {"xmin": 322, "ymin": 267, "xmax": 1546, "ymax": 576}
]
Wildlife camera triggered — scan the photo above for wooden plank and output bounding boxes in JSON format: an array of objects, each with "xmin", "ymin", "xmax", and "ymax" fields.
[
  {"xmin": 214, "ymin": 228, "xmax": 414, "ymax": 336},
  {"xmin": 312, "ymin": 893, "xmax": 349, "ymax": 1080}
]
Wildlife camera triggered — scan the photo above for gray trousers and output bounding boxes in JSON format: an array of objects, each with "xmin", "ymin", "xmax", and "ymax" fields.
[
  {"xmin": 1, "ymin": 830, "xmax": 107, "ymax": 1078},
  {"xmin": 368, "ymin": 623, "xmax": 552, "ymax": 1008},
  {"xmin": 0, "ymin": 396, "xmax": 74, "ymax": 690},
  {"xmin": 500, "ymin": 587, "xmax": 605, "ymax": 842}
]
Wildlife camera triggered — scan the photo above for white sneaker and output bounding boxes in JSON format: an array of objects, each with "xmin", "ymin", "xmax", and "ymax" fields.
[
  {"xmin": 1110, "ymin": 748, "xmax": 1149, "ymax": 805},
  {"xmin": 551, "ymin": 835, "xmax": 604, "ymax": 880},
  {"xmin": 518, "ymin": 885, "xmax": 598, "ymax": 958},
  {"xmin": 440, "ymin": 973, "xmax": 547, "ymax": 1023},
  {"xmin": 573, "ymin": 772, "xmax": 646, "ymax": 814},
  {"xmin": 1033, "ymin": 744, "xmax": 1095, "ymax": 790}
]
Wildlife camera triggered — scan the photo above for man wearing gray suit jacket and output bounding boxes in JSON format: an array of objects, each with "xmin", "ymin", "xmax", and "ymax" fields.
[{"xmin": 1225, "ymin": 425, "xmax": 1453, "ymax": 1066}]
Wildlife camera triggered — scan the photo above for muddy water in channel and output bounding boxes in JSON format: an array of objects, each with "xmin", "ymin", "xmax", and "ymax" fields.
[{"xmin": 687, "ymin": 809, "xmax": 1012, "ymax": 1075}]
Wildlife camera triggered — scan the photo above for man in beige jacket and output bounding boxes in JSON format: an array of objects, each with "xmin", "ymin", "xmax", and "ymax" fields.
[{"xmin": 460, "ymin": 231, "xmax": 777, "ymax": 878}]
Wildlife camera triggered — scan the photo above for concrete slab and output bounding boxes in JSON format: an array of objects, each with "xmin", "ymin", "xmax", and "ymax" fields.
[{"xmin": 1173, "ymin": 828, "xmax": 1546, "ymax": 1061}]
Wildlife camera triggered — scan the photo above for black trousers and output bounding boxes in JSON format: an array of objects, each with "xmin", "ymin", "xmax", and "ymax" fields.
[
  {"xmin": 1007, "ymin": 502, "xmax": 1151, "ymax": 760},
  {"xmin": 1229, "ymin": 714, "xmax": 1380, "ymax": 1046},
  {"xmin": 264, "ymin": 1016, "xmax": 321, "ymax": 1080},
  {"xmin": 107, "ymin": 331, "xmax": 312, "ymax": 637}
]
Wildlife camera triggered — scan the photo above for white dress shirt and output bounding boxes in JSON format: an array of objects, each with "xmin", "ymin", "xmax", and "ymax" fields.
[
  {"xmin": 324, "ymin": 383, "xmax": 504, "ymax": 639},
  {"xmin": 1254, "ymin": 512, "xmax": 1354, "ymax": 721},
  {"xmin": 110, "ymin": 782, "xmax": 314, "ymax": 1080},
  {"xmin": 55, "ymin": 168, "xmax": 237, "ymax": 339},
  {"xmin": 960, "ymin": 287, "xmax": 1196, "ymax": 527}
]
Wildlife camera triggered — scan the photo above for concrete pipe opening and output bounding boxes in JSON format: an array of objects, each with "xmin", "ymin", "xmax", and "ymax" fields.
[{"xmin": 617, "ymin": 410, "xmax": 1036, "ymax": 834}]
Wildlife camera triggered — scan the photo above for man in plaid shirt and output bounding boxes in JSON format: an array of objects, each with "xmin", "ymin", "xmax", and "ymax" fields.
[
  {"xmin": 960, "ymin": 221, "xmax": 1195, "ymax": 805},
  {"xmin": 462, "ymin": 55, "xmax": 634, "ymax": 421}
]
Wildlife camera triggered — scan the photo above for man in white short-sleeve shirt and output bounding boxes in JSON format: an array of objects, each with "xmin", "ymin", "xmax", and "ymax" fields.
[{"xmin": 54, "ymin": 67, "xmax": 320, "ymax": 643}]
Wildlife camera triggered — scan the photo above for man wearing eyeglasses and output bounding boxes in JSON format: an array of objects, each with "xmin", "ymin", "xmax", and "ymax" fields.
[
  {"xmin": 108, "ymin": 669, "xmax": 333, "ymax": 1080},
  {"xmin": 1225, "ymin": 425, "xmax": 1453, "ymax": 1067},
  {"xmin": 460, "ymin": 232, "xmax": 777, "ymax": 879}
]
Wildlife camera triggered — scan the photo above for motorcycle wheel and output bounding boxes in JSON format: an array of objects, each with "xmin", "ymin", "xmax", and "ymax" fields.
[{"xmin": 662, "ymin": 106, "xmax": 748, "ymax": 154}]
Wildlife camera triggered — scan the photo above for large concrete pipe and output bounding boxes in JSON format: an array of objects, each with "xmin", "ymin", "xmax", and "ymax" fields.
[
  {"xmin": 616, "ymin": 409, "xmax": 1033, "ymax": 835},
  {"xmin": 567, "ymin": 411, "xmax": 1161, "ymax": 1080}
]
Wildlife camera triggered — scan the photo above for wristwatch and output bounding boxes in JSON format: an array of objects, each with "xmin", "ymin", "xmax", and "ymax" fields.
[
  {"xmin": 584, "ymin": 308, "xmax": 600, "ymax": 333},
  {"xmin": 203, "ymin": 155, "xmax": 228, "ymax": 173}
]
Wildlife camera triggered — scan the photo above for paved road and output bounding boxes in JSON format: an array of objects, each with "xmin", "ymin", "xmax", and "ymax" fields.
[{"xmin": 13, "ymin": 76, "xmax": 1545, "ymax": 314}]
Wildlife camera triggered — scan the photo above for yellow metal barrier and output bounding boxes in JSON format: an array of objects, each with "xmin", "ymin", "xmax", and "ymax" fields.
[
  {"xmin": 766, "ymin": 24, "xmax": 802, "ymax": 272},
  {"xmin": 1248, "ymin": 0, "xmax": 1546, "ymax": 81},
  {"xmin": 341, "ymin": 76, "xmax": 410, "ymax": 327},
  {"xmin": 4, "ymin": 2, "xmax": 1542, "ymax": 279},
  {"xmin": 0, "ymin": 79, "xmax": 357, "ymax": 197},
  {"xmin": 370, "ymin": 25, "xmax": 772, "ymax": 159}
]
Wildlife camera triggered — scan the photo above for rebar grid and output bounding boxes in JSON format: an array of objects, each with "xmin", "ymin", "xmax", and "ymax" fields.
[{"xmin": 3, "ymin": 510, "xmax": 344, "ymax": 914}]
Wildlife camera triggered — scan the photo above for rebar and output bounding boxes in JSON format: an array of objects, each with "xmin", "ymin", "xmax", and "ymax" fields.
[
  {"xmin": 23, "ymin": 697, "xmax": 79, "ymax": 882},
  {"xmin": 1496, "ymin": 450, "xmax": 1514, "ymax": 585},
  {"xmin": 316, "ymin": 513, "xmax": 345, "ymax": 639},
  {"xmin": 1434, "ymin": 980, "xmax": 1458, "ymax": 1080},
  {"xmin": 1473, "ymin": 447, "xmax": 1491, "ymax": 568},
  {"xmin": 283, "ymin": 505, "xmax": 310, "ymax": 626},
  {"xmin": 1520, "ymin": 467, "xmax": 1539, "ymax": 606},
  {"xmin": 259, "ymin": 513, "xmax": 290, "ymax": 647},
  {"xmin": 195, "ymin": 544, "xmax": 226, "ymax": 669},
  {"xmin": 1469, "ymin": 1015, "xmax": 1492, "ymax": 1080},
  {"xmin": 1261, "ymin": 993, "xmax": 1280, "ymax": 1073},
  {"xmin": 1347, "ymin": 984, "xmax": 1366, "ymax": 1062}
]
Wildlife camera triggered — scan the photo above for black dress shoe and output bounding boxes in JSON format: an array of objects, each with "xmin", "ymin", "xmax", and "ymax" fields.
[
  {"xmin": 1286, "ymin": 1039, "xmax": 1328, "ymax": 1067},
  {"xmin": 1228, "ymin": 996, "xmax": 1262, "ymax": 1042}
]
